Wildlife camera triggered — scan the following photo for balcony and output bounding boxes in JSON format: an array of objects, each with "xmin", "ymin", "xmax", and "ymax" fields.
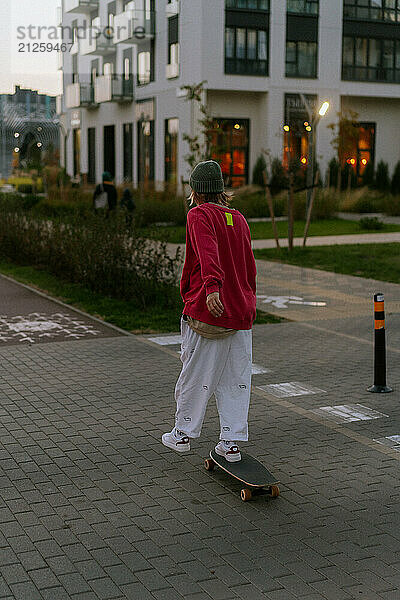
[
  {"xmin": 166, "ymin": 0, "xmax": 180, "ymax": 16},
  {"xmin": 64, "ymin": 0, "xmax": 99, "ymax": 14},
  {"xmin": 113, "ymin": 9, "xmax": 155, "ymax": 44},
  {"xmin": 94, "ymin": 75, "xmax": 134, "ymax": 104},
  {"xmin": 65, "ymin": 82, "xmax": 97, "ymax": 108},
  {"xmin": 80, "ymin": 28, "xmax": 115, "ymax": 56},
  {"xmin": 166, "ymin": 63, "xmax": 179, "ymax": 79}
]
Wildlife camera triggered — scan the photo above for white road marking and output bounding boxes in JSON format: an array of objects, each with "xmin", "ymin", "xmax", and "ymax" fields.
[
  {"xmin": 374, "ymin": 435, "xmax": 400, "ymax": 450},
  {"xmin": 0, "ymin": 313, "xmax": 100, "ymax": 344},
  {"xmin": 257, "ymin": 295, "xmax": 327, "ymax": 309},
  {"xmin": 257, "ymin": 381, "xmax": 326, "ymax": 398},
  {"xmin": 312, "ymin": 404, "xmax": 389, "ymax": 423}
]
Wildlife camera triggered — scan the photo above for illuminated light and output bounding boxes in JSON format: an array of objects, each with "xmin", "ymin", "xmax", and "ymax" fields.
[
  {"xmin": 350, "ymin": 158, "xmax": 356, "ymax": 165},
  {"xmin": 318, "ymin": 101, "xmax": 330, "ymax": 117},
  {"xmin": 283, "ymin": 125, "xmax": 290, "ymax": 132},
  {"xmin": 37, "ymin": 127, "xmax": 42, "ymax": 132},
  {"xmin": 300, "ymin": 157, "xmax": 307, "ymax": 164},
  {"xmin": 14, "ymin": 132, "xmax": 20, "ymax": 138},
  {"xmin": 234, "ymin": 123, "xmax": 240, "ymax": 129},
  {"xmin": 284, "ymin": 147, "xmax": 289, "ymax": 151},
  {"xmin": 304, "ymin": 121, "xmax": 309, "ymax": 127},
  {"xmin": 306, "ymin": 126, "xmax": 312, "ymax": 132},
  {"xmin": 14, "ymin": 147, "xmax": 20, "ymax": 153},
  {"xmin": 37, "ymin": 142, "xmax": 42, "ymax": 148},
  {"xmin": 361, "ymin": 158, "xmax": 368, "ymax": 165}
]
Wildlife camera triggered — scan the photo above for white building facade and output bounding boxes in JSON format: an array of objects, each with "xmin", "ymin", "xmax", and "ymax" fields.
[{"xmin": 59, "ymin": 0, "xmax": 400, "ymax": 188}]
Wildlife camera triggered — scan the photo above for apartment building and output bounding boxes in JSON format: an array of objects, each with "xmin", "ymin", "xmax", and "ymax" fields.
[{"xmin": 59, "ymin": 0, "xmax": 400, "ymax": 188}]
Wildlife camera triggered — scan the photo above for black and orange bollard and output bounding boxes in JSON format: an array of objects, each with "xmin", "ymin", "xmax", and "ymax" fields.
[{"xmin": 368, "ymin": 293, "xmax": 392, "ymax": 393}]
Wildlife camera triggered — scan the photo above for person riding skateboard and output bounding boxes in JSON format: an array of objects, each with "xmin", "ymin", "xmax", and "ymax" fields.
[{"xmin": 162, "ymin": 160, "xmax": 257, "ymax": 462}]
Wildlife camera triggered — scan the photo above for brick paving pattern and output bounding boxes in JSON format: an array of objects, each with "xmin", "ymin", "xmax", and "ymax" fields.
[{"xmin": 0, "ymin": 264, "xmax": 399, "ymax": 599}]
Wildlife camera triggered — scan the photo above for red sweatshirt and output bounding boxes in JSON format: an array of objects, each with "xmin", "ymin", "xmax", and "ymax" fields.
[{"xmin": 180, "ymin": 202, "xmax": 257, "ymax": 330}]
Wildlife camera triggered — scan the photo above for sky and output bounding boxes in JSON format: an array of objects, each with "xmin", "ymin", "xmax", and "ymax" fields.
[{"xmin": 0, "ymin": 0, "xmax": 62, "ymax": 97}]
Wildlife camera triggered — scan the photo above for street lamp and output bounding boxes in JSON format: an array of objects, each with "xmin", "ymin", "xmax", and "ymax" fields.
[{"xmin": 300, "ymin": 95, "xmax": 330, "ymax": 212}]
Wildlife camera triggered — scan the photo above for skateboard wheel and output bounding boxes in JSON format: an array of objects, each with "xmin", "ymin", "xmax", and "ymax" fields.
[
  {"xmin": 204, "ymin": 458, "xmax": 215, "ymax": 472},
  {"xmin": 270, "ymin": 485, "xmax": 280, "ymax": 498},
  {"xmin": 240, "ymin": 488, "xmax": 252, "ymax": 502}
]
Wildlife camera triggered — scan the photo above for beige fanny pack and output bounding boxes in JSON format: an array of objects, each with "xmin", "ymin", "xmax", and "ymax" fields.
[{"xmin": 186, "ymin": 316, "xmax": 237, "ymax": 340}]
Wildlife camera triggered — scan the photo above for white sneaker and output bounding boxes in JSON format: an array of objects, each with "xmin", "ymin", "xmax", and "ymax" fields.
[
  {"xmin": 162, "ymin": 427, "xmax": 190, "ymax": 453},
  {"xmin": 215, "ymin": 440, "xmax": 241, "ymax": 462}
]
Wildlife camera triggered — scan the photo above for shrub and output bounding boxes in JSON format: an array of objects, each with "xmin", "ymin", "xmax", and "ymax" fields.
[
  {"xmin": 17, "ymin": 183, "xmax": 33, "ymax": 194},
  {"xmin": 391, "ymin": 161, "xmax": 400, "ymax": 195},
  {"xmin": 327, "ymin": 157, "xmax": 339, "ymax": 188},
  {"xmin": 375, "ymin": 161, "xmax": 390, "ymax": 191},
  {"xmin": 0, "ymin": 208, "xmax": 183, "ymax": 309},
  {"xmin": 383, "ymin": 195, "xmax": 400, "ymax": 216},
  {"xmin": 359, "ymin": 216, "xmax": 384, "ymax": 230},
  {"xmin": 252, "ymin": 155, "xmax": 267, "ymax": 187},
  {"xmin": 362, "ymin": 162, "xmax": 375, "ymax": 187},
  {"xmin": 232, "ymin": 191, "xmax": 286, "ymax": 219},
  {"xmin": 269, "ymin": 159, "xmax": 288, "ymax": 196}
]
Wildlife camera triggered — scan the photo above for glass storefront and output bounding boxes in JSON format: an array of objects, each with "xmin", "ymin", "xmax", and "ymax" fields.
[{"xmin": 209, "ymin": 119, "xmax": 249, "ymax": 188}]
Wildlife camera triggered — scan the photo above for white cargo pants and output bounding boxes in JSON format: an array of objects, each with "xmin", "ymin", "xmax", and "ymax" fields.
[{"xmin": 174, "ymin": 318, "xmax": 252, "ymax": 441}]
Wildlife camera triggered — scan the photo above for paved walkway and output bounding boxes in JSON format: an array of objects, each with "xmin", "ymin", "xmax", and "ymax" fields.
[{"xmin": 1, "ymin": 271, "xmax": 400, "ymax": 599}]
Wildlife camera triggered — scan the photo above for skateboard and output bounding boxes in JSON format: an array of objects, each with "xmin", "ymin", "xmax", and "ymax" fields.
[{"xmin": 205, "ymin": 449, "xmax": 280, "ymax": 502}]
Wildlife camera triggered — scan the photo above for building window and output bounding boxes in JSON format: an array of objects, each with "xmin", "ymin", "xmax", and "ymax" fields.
[
  {"xmin": 137, "ymin": 51, "xmax": 152, "ymax": 85},
  {"xmin": 286, "ymin": 40, "xmax": 317, "ymax": 78},
  {"xmin": 123, "ymin": 123, "xmax": 133, "ymax": 182},
  {"xmin": 209, "ymin": 119, "xmax": 249, "ymax": 188},
  {"xmin": 225, "ymin": 27, "xmax": 268, "ymax": 75},
  {"xmin": 165, "ymin": 118, "xmax": 179, "ymax": 185},
  {"xmin": 344, "ymin": 0, "xmax": 400, "ymax": 22},
  {"xmin": 343, "ymin": 36, "xmax": 400, "ymax": 82},
  {"xmin": 287, "ymin": 0, "xmax": 319, "ymax": 14},
  {"xmin": 225, "ymin": 0, "xmax": 269, "ymax": 9},
  {"xmin": 137, "ymin": 120, "xmax": 154, "ymax": 184},
  {"xmin": 342, "ymin": 122, "xmax": 376, "ymax": 179},
  {"xmin": 88, "ymin": 127, "xmax": 96, "ymax": 184},
  {"xmin": 283, "ymin": 93, "xmax": 316, "ymax": 169},
  {"xmin": 104, "ymin": 125, "xmax": 115, "ymax": 179},
  {"xmin": 168, "ymin": 14, "xmax": 180, "ymax": 74},
  {"xmin": 73, "ymin": 128, "xmax": 81, "ymax": 178}
]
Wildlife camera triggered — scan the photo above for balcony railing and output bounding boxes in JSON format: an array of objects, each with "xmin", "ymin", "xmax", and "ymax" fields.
[
  {"xmin": 65, "ymin": 82, "xmax": 97, "ymax": 108},
  {"xmin": 113, "ymin": 9, "xmax": 155, "ymax": 44},
  {"xmin": 80, "ymin": 28, "xmax": 115, "ymax": 56},
  {"xmin": 166, "ymin": 63, "xmax": 179, "ymax": 79},
  {"xmin": 166, "ymin": 0, "xmax": 180, "ymax": 16},
  {"xmin": 342, "ymin": 65, "xmax": 400, "ymax": 83},
  {"xmin": 225, "ymin": 58, "xmax": 268, "ymax": 76},
  {"xmin": 94, "ymin": 75, "xmax": 134, "ymax": 103},
  {"xmin": 343, "ymin": 3, "xmax": 400, "ymax": 22},
  {"xmin": 64, "ymin": 0, "xmax": 99, "ymax": 14}
]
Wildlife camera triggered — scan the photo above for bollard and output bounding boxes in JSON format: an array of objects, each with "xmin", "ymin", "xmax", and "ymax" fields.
[{"xmin": 368, "ymin": 293, "xmax": 393, "ymax": 393}]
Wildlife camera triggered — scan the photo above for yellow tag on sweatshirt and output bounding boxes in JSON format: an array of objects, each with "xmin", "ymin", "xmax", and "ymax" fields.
[{"xmin": 225, "ymin": 212, "xmax": 233, "ymax": 226}]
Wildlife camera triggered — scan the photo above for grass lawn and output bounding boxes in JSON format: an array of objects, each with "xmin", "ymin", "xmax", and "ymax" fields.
[
  {"xmin": 253, "ymin": 243, "xmax": 400, "ymax": 284},
  {"xmin": 140, "ymin": 218, "xmax": 400, "ymax": 244},
  {"xmin": 0, "ymin": 262, "xmax": 284, "ymax": 334}
]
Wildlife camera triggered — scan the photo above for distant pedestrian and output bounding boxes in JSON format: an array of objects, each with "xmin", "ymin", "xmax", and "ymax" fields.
[
  {"xmin": 162, "ymin": 160, "xmax": 257, "ymax": 462},
  {"xmin": 93, "ymin": 172, "xmax": 117, "ymax": 215},
  {"xmin": 120, "ymin": 187, "xmax": 136, "ymax": 226}
]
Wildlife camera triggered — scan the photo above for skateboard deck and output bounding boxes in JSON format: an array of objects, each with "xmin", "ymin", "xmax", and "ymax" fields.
[{"xmin": 205, "ymin": 450, "xmax": 280, "ymax": 502}]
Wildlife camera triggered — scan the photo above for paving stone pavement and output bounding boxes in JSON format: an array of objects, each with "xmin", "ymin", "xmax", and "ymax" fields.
[{"xmin": 1, "ymin": 268, "xmax": 400, "ymax": 599}]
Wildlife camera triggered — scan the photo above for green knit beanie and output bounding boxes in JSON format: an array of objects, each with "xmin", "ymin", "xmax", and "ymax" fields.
[{"xmin": 189, "ymin": 160, "xmax": 224, "ymax": 193}]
